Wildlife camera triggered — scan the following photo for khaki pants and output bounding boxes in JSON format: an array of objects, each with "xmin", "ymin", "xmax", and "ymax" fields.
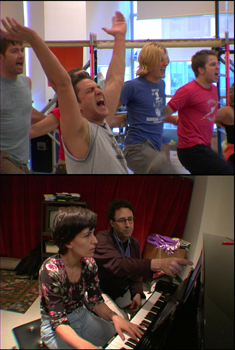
[
  {"xmin": 123, "ymin": 139, "xmax": 176, "ymax": 174},
  {"xmin": 0, "ymin": 151, "xmax": 30, "ymax": 174}
]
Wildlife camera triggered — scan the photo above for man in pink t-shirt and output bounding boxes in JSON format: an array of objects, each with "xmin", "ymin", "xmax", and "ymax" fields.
[{"xmin": 164, "ymin": 49, "xmax": 234, "ymax": 175}]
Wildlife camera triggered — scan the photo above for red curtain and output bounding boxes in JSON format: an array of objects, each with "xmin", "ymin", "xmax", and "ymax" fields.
[{"xmin": 0, "ymin": 175, "xmax": 194, "ymax": 258}]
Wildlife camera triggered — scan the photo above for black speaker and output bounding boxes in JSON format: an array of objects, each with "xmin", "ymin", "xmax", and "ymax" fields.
[{"xmin": 31, "ymin": 135, "xmax": 53, "ymax": 173}]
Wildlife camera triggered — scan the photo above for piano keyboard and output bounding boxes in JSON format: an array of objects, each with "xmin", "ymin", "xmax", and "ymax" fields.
[{"xmin": 105, "ymin": 291, "xmax": 165, "ymax": 349}]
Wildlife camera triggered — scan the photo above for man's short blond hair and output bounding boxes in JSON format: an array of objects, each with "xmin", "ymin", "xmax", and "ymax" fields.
[{"xmin": 136, "ymin": 42, "xmax": 169, "ymax": 77}]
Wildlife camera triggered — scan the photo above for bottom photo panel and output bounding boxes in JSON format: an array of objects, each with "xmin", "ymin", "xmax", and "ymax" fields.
[{"xmin": 0, "ymin": 175, "xmax": 234, "ymax": 350}]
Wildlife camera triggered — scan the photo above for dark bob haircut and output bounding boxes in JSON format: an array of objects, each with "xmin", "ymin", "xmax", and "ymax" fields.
[{"xmin": 52, "ymin": 206, "xmax": 97, "ymax": 255}]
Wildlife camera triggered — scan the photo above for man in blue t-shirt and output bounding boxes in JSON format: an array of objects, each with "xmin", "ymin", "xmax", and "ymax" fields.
[{"xmin": 119, "ymin": 42, "xmax": 176, "ymax": 174}]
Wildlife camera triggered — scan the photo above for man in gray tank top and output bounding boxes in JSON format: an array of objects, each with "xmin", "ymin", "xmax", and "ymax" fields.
[
  {"xmin": 0, "ymin": 35, "xmax": 45, "ymax": 174},
  {"xmin": 1, "ymin": 12, "xmax": 129, "ymax": 174}
]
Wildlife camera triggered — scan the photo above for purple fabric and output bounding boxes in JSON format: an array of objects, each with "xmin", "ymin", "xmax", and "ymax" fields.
[{"xmin": 147, "ymin": 234, "xmax": 180, "ymax": 255}]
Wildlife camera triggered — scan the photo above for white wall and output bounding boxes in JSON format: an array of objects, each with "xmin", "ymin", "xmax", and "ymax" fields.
[
  {"xmin": 44, "ymin": 1, "xmax": 86, "ymax": 40},
  {"xmin": 86, "ymin": 1, "xmax": 132, "ymax": 68},
  {"xmin": 0, "ymin": 1, "xmax": 24, "ymax": 25},
  {"xmin": 26, "ymin": 1, "xmax": 47, "ymax": 111},
  {"xmin": 43, "ymin": 1, "xmax": 87, "ymax": 106},
  {"xmin": 182, "ymin": 176, "xmax": 234, "ymax": 268}
]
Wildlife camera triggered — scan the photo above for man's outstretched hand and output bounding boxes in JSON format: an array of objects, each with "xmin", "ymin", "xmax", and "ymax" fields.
[{"xmin": 102, "ymin": 11, "xmax": 126, "ymax": 37}]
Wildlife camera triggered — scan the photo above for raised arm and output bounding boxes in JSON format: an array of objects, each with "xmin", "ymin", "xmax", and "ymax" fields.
[
  {"xmin": 1, "ymin": 17, "xmax": 88, "ymax": 157},
  {"xmin": 30, "ymin": 113, "xmax": 59, "ymax": 138},
  {"xmin": 102, "ymin": 12, "xmax": 127, "ymax": 125}
]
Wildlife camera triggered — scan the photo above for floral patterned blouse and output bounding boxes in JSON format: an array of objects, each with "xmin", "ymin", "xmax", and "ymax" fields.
[{"xmin": 39, "ymin": 254, "xmax": 104, "ymax": 330}]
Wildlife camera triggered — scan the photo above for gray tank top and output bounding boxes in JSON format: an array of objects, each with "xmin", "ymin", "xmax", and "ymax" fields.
[
  {"xmin": 64, "ymin": 120, "xmax": 128, "ymax": 174},
  {"xmin": 0, "ymin": 75, "xmax": 32, "ymax": 164}
]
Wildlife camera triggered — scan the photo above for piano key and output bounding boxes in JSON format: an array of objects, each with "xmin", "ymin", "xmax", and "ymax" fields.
[
  {"xmin": 140, "ymin": 320, "xmax": 151, "ymax": 328},
  {"xmin": 126, "ymin": 339, "xmax": 138, "ymax": 346},
  {"xmin": 145, "ymin": 312, "xmax": 157, "ymax": 322},
  {"xmin": 110, "ymin": 332, "xmax": 136, "ymax": 349},
  {"xmin": 125, "ymin": 341, "xmax": 136, "ymax": 348},
  {"xmin": 131, "ymin": 302, "xmax": 163, "ymax": 324},
  {"xmin": 105, "ymin": 291, "xmax": 164, "ymax": 349}
]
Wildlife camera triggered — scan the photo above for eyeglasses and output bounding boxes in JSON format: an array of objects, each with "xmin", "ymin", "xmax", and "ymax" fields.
[{"xmin": 114, "ymin": 217, "xmax": 134, "ymax": 224}]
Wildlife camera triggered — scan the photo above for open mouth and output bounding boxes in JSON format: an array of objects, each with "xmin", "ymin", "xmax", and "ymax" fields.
[{"xmin": 96, "ymin": 98, "xmax": 105, "ymax": 107}]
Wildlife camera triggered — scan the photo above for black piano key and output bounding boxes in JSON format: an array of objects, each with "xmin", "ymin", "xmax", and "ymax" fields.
[
  {"xmin": 155, "ymin": 300, "xmax": 164, "ymax": 307},
  {"xmin": 124, "ymin": 341, "xmax": 136, "ymax": 348},
  {"xmin": 139, "ymin": 324, "xmax": 149, "ymax": 331},
  {"xmin": 145, "ymin": 314, "xmax": 155, "ymax": 322},
  {"xmin": 147, "ymin": 311, "xmax": 158, "ymax": 319},
  {"xmin": 126, "ymin": 339, "xmax": 138, "ymax": 346},
  {"xmin": 130, "ymin": 339, "xmax": 138, "ymax": 345},
  {"xmin": 140, "ymin": 319, "xmax": 151, "ymax": 326},
  {"xmin": 151, "ymin": 306, "xmax": 161, "ymax": 313},
  {"xmin": 147, "ymin": 310, "xmax": 157, "ymax": 317},
  {"xmin": 140, "ymin": 320, "xmax": 151, "ymax": 328},
  {"xmin": 149, "ymin": 308, "xmax": 158, "ymax": 314}
]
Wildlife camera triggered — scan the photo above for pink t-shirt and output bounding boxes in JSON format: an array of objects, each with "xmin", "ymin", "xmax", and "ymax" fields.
[
  {"xmin": 50, "ymin": 107, "xmax": 64, "ymax": 161},
  {"xmin": 168, "ymin": 80, "xmax": 218, "ymax": 148}
]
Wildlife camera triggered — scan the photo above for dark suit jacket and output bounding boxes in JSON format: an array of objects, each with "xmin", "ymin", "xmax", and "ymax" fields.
[{"xmin": 94, "ymin": 228, "xmax": 153, "ymax": 300}]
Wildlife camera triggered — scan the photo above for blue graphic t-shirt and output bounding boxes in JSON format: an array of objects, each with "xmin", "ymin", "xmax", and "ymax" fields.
[{"xmin": 120, "ymin": 76, "xmax": 165, "ymax": 150}]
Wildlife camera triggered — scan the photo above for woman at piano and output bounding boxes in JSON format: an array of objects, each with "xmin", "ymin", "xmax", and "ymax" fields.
[{"xmin": 39, "ymin": 206, "xmax": 143, "ymax": 349}]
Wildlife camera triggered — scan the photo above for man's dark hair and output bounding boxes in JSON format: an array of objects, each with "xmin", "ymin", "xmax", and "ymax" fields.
[
  {"xmin": 191, "ymin": 49, "xmax": 218, "ymax": 77},
  {"xmin": 52, "ymin": 206, "xmax": 97, "ymax": 255},
  {"xmin": 69, "ymin": 70, "xmax": 93, "ymax": 102},
  {"xmin": 107, "ymin": 198, "xmax": 135, "ymax": 221},
  {"xmin": 0, "ymin": 34, "xmax": 23, "ymax": 56}
]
